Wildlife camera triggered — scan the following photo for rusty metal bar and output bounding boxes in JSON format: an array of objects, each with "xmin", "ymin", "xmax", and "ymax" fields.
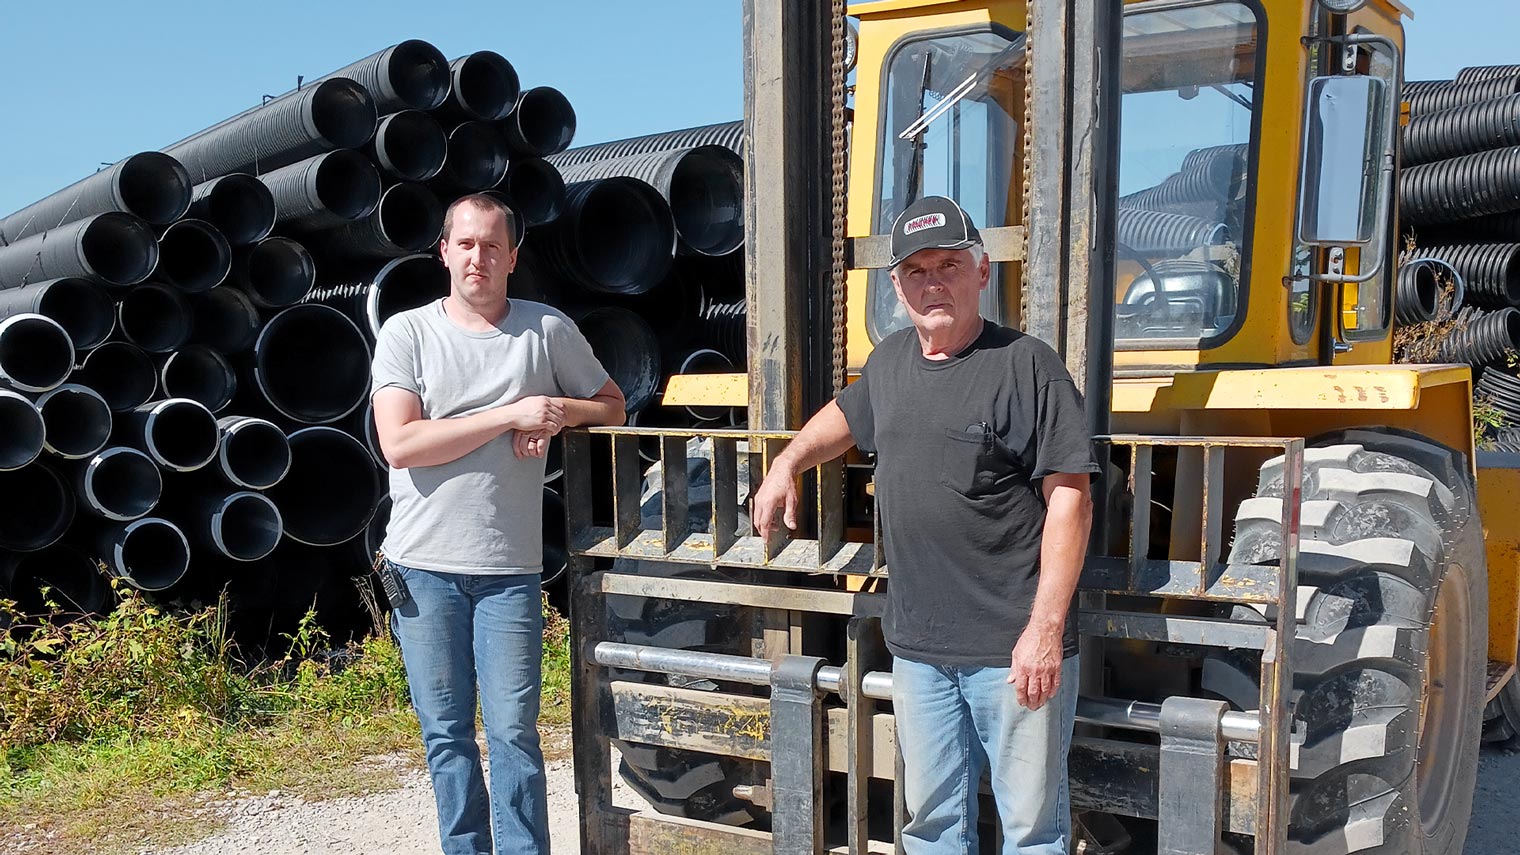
[
  {"xmin": 1128, "ymin": 444, "xmax": 1153, "ymax": 583},
  {"xmin": 713, "ymin": 435, "xmax": 740, "ymax": 557},
  {"xmin": 1199, "ymin": 445, "xmax": 1227, "ymax": 578},
  {"xmin": 659, "ymin": 434, "xmax": 690, "ymax": 553},
  {"xmin": 612, "ymin": 434, "xmax": 642, "ymax": 548},
  {"xmin": 1257, "ymin": 439, "xmax": 1303, "ymax": 855}
]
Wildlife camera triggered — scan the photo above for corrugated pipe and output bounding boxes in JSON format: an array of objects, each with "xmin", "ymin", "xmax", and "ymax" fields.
[
  {"xmin": 0, "ymin": 313, "xmax": 74, "ymax": 393},
  {"xmin": 0, "ymin": 463, "xmax": 75, "ymax": 551},
  {"xmin": 1121, "ymin": 145, "xmax": 1247, "ymax": 210},
  {"xmin": 542, "ymin": 178, "xmax": 676, "ymax": 295},
  {"xmin": 33, "ymin": 384, "xmax": 112, "ymax": 460},
  {"xmin": 431, "ymin": 121, "xmax": 510, "ymax": 193},
  {"xmin": 699, "ymin": 296, "xmax": 746, "ymax": 365},
  {"xmin": 313, "ymin": 182, "xmax": 444, "ymax": 260},
  {"xmin": 0, "ymin": 390, "xmax": 44, "ymax": 471},
  {"xmin": 1395, "ymin": 258, "xmax": 1449, "ymax": 325},
  {"xmin": 1413, "ymin": 211, "xmax": 1520, "ymax": 244},
  {"xmin": 118, "ymin": 398, "xmax": 219, "ymax": 473},
  {"xmin": 558, "ymin": 146, "xmax": 744, "ymax": 257},
  {"xmin": 117, "ymin": 282, "xmax": 192, "ymax": 353},
  {"xmin": 261, "ymin": 149, "xmax": 380, "ymax": 231},
  {"xmin": 305, "ymin": 253, "xmax": 448, "ymax": 338},
  {"xmin": 231, "ymin": 237, "xmax": 316, "ymax": 308},
  {"xmin": 0, "ymin": 211, "xmax": 159, "ymax": 290},
  {"xmin": 187, "ymin": 174, "xmax": 276, "ymax": 247},
  {"xmin": 1408, "ymin": 76, "xmax": 1520, "ymax": 117},
  {"xmin": 160, "ymin": 346, "xmax": 237, "ymax": 413},
  {"xmin": 501, "ymin": 87, "xmax": 577, "ymax": 158},
  {"xmin": 214, "ymin": 415, "xmax": 292, "ymax": 490},
  {"xmin": 1403, "ymin": 94, "xmax": 1520, "ymax": 167},
  {"xmin": 1400, "ymin": 148, "xmax": 1520, "ymax": 226},
  {"xmin": 74, "ymin": 447, "xmax": 162, "ymax": 521},
  {"xmin": 171, "ymin": 487, "xmax": 284, "ymax": 562},
  {"xmin": 154, "ymin": 219, "xmax": 231, "ymax": 293},
  {"xmin": 162, "ymin": 78, "xmax": 377, "ymax": 183},
  {"xmin": 1459, "ymin": 65, "xmax": 1520, "ymax": 84},
  {"xmin": 1438, "ymin": 307, "xmax": 1520, "ymax": 367},
  {"xmin": 572, "ymin": 306, "xmax": 661, "ymax": 412},
  {"xmin": 94, "ymin": 517, "xmax": 190, "ymax": 591},
  {"xmin": 1117, "ymin": 207, "xmax": 1230, "ymax": 255},
  {"xmin": 269, "ymin": 426, "xmax": 382, "ymax": 547},
  {"xmin": 0, "ymin": 152, "xmax": 191, "ymax": 245},
  {"xmin": 312, "ymin": 40, "xmax": 451, "ymax": 114},
  {"xmin": 0, "ymin": 546, "xmax": 107, "ymax": 615},
  {"xmin": 436, "ymin": 51, "xmax": 520, "ymax": 123},
  {"xmin": 189, "ymin": 286, "xmax": 261, "ymax": 354},
  {"xmin": 495, "ymin": 158, "xmax": 565, "ymax": 228},
  {"xmin": 0, "ymin": 278, "xmax": 115, "ymax": 351},
  {"xmin": 1477, "ymin": 368, "xmax": 1520, "ymax": 419},
  {"xmin": 250, "ymin": 304, "xmax": 371, "ymax": 423},
  {"xmin": 74, "ymin": 342, "xmax": 157, "ymax": 412},
  {"xmin": 368, "ymin": 110, "xmax": 448, "ymax": 182},
  {"xmin": 549, "ymin": 120, "xmax": 743, "ymax": 168},
  {"xmin": 1412, "ymin": 243, "xmax": 1520, "ymax": 307}
]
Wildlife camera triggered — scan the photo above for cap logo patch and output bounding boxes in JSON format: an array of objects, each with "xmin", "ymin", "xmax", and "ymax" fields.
[{"xmin": 903, "ymin": 213, "xmax": 945, "ymax": 235}]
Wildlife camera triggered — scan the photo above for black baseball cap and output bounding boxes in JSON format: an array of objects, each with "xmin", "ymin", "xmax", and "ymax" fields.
[{"xmin": 889, "ymin": 196, "xmax": 982, "ymax": 269}]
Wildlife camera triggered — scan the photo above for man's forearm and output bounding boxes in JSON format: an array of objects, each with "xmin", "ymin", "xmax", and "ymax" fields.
[
  {"xmin": 1027, "ymin": 487, "xmax": 1093, "ymax": 631},
  {"xmin": 558, "ymin": 395, "xmax": 625, "ymax": 428},
  {"xmin": 773, "ymin": 400, "xmax": 857, "ymax": 476},
  {"xmin": 384, "ymin": 409, "xmax": 512, "ymax": 469}
]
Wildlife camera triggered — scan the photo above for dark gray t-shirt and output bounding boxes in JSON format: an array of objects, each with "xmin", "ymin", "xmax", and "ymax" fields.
[
  {"xmin": 837, "ymin": 320, "xmax": 1098, "ymax": 667},
  {"xmin": 370, "ymin": 298, "xmax": 609, "ymax": 574}
]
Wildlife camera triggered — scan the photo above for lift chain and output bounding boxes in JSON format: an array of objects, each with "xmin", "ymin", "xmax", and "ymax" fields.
[{"xmin": 829, "ymin": 0, "xmax": 849, "ymax": 394}]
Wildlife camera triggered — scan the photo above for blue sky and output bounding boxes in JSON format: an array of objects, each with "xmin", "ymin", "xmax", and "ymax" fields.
[{"xmin": 0, "ymin": 1, "xmax": 1516, "ymax": 216}]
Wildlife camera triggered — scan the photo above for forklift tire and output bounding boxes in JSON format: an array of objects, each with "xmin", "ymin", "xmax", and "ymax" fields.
[
  {"xmin": 1482, "ymin": 674, "xmax": 1520, "ymax": 749},
  {"xmin": 1200, "ymin": 434, "xmax": 1485, "ymax": 855}
]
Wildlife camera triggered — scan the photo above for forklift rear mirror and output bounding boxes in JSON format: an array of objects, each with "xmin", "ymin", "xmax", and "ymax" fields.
[{"xmin": 1296, "ymin": 75, "xmax": 1389, "ymax": 246}]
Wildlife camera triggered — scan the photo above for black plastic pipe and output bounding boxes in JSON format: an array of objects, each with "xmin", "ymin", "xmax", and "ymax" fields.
[
  {"xmin": 541, "ymin": 486, "xmax": 567, "ymax": 587},
  {"xmin": 160, "ymin": 346, "xmax": 237, "ymax": 413},
  {"xmin": 356, "ymin": 403, "xmax": 384, "ymax": 468},
  {"xmin": 699, "ymin": 296, "xmax": 746, "ymax": 365},
  {"xmin": 363, "ymin": 494, "xmax": 391, "ymax": 564},
  {"xmin": 119, "ymin": 398, "xmax": 219, "ymax": 472},
  {"xmin": 230, "ymin": 237, "xmax": 316, "ymax": 308},
  {"xmin": 0, "ymin": 212, "xmax": 159, "ymax": 289},
  {"xmin": 0, "ymin": 278, "xmax": 115, "ymax": 351},
  {"xmin": 74, "ymin": 342, "xmax": 156, "ymax": 412},
  {"xmin": 0, "ymin": 545, "xmax": 108, "ymax": 615},
  {"xmin": 215, "ymin": 415, "xmax": 292, "ymax": 490},
  {"xmin": 95, "ymin": 517, "xmax": 190, "ymax": 591},
  {"xmin": 0, "ymin": 152, "xmax": 191, "ymax": 244},
  {"xmin": 432, "ymin": 121, "xmax": 511, "ymax": 193},
  {"xmin": 1116, "ymin": 208, "xmax": 1230, "ymax": 255},
  {"xmin": 1395, "ymin": 258, "xmax": 1442, "ymax": 325},
  {"xmin": 549, "ymin": 120, "xmax": 742, "ymax": 168},
  {"xmin": 1459, "ymin": 65, "xmax": 1520, "ymax": 84},
  {"xmin": 1438, "ymin": 307, "xmax": 1520, "ymax": 367},
  {"xmin": 558, "ymin": 146, "xmax": 744, "ymax": 256},
  {"xmin": 481, "ymin": 190, "xmax": 531, "ymax": 249},
  {"xmin": 187, "ymin": 174, "xmax": 276, "ymax": 247},
  {"xmin": 1403, "ymin": 94, "xmax": 1520, "ymax": 167},
  {"xmin": 177, "ymin": 489, "xmax": 284, "ymax": 562},
  {"xmin": 541, "ymin": 178, "xmax": 676, "ymax": 295},
  {"xmin": 154, "ymin": 219, "xmax": 232, "ymax": 293},
  {"xmin": 1416, "ymin": 211, "xmax": 1520, "ymax": 245},
  {"xmin": 0, "ymin": 313, "xmax": 74, "ymax": 393},
  {"xmin": 0, "ymin": 462, "xmax": 74, "ymax": 551},
  {"xmin": 670, "ymin": 348, "xmax": 737, "ymax": 422},
  {"xmin": 1412, "ymin": 244, "xmax": 1520, "ymax": 307},
  {"xmin": 495, "ymin": 158, "xmax": 565, "ymax": 228},
  {"xmin": 250, "ymin": 304, "xmax": 371, "ymax": 423},
  {"xmin": 162, "ymin": 78, "xmax": 377, "ymax": 183},
  {"xmin": 34, "ymin": 384, "xmax": 112, "ymax": 460},
  {"xmin": 1120, "ymin": 144, "xmax": 1247, "ymax": 209},
  {"xmin": 311, "ymin": 40, "xmax": 451, "ymax": 114},
  {"xmin": 189, "ymin": 286, "xmax": 261, "ymax": 354},
  {"xmin": 368, "ymin": 110, "xmax": 448, "ymax": 182},
  {"xmin": 116, "ymin": 282, "xmax": 192, "ymax": 353},
  {"xmin": 0, "ymin": 390, "xmax": 44, "ymax": 471},
  {"xmin": 306, "ymin": 253, "xmax": 448, "ymax": 338},
  {"xmin": 269, "ymin": 426, "xmax": 382, "ymax": 546},
  {"xmin": 261, "ymin": 149, "xmax": 381, "ymax": 231},
  {"xmin": 1407, "ymin": 76, "xmax": 1520, "ymax": 117},
  {"xmin": 572, "ymin": 306, "xmax": 661, "ymax": 411},
  {"xmin": 500, "ymin": 87, "xmax": 577, "ymax": 158},
  {"xmin": 437, "ymin": 51, "xmax": 520, "ymax": 123},
  {"xmin": 75, "ymin": 446, "xmax": 162, "ymax": 521},
  {"xmin": 314, "ymin": 182, "xmax": 444, "ymax": 259}
]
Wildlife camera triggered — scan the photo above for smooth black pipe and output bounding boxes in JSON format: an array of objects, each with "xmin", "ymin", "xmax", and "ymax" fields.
[
  {"xmin": 154, "ymin": 219, "xmax": 231, "ymax": 293},
  {"xmin": 368, "ymin": 110, "xmax": 448, "ymax": 182},
  {"xmin": 313, "ymin": 182, "xmax": 444, "ymax": 259},
  {"xmin": 116, "ymin": 282, "xmax": 192, "ymax": 353},
  {"xmin": 558, "ymin": 146, "xmax": 743, "ymax": 256},
  {"xmin": 0, "ymin": 211, "xmax": 159, "ymax": 289},
  {"xmin": 178, "ymin": 489, "xmax": 284, "ymax": 562},
  {"xmin": 353, "ymin": 404, "xmax": 385, "ymax": 468},
  {"xmin": 160, "ymin": 346, "xmax": 237, "ymax": 413},
  {"xmin": 1395, "ymin": 258, "xmax": 1441, "ymax": 325},
  {"xmin": 481, "ymin": 190, "xmax": 531, "ymax": 249},
  {"xmin": 74, "ymin": 342, "xmax": 157, "ymax": 411},
  {"xmin": 363, "ymin": 494, "xmax": 391, "ymax": 564},
  {"xmin": 627, "ymin": 405, "xmax": 696, "ymax": 466},
  {"xmin": 437, "ymin": 51, "xmax": 520, "ymax": 123},
  {"xmin": 0, "ymin": 278, "xmax": 115, "ymax": 351},
  {"xmin": 251, "ymin": 304, "xmax": 371, "ymax": 423},
  {"xmin": 311, "ymin": 40, "xmax": 451, "ymax": 113},
  {"xmin": 549, "ymin": 120, "xmax": 742, "ymax": 168},
  {"xmin": 269, "ymin": 426, "xmax": 382, "ymax": 546},
  {"xmin": 495, "ymin": 158, "xmax": 565, "ymax": 228},
  {"xmin": 0, "ymin": 313, "xmax": 74, "ymax": 393},
  {"xmin": 432, "ymin": 121, "xmax": 510, "ymax": 193},
  {"xmin": 162, "ymin": 78, "xmax": 377, "ymax": 182},
  {"xmin": 671, "ymin": 348, "xmax": 737, "ymax": 422},
  {"xmin": 0, "ymin": 462, "xmax": 74, "ymax": 551},
  {"xmin": 230, "ymin": 237, "xmax": 316, "ymax": 308},
  {"xmin": 541, "ymin": 486, "xmax": 567, "ymax": 587},
  {"xmin": 0, "ymin": 545, "xmax": 107, "ymax": 615},
  {"xmin": 261, "ymin": 149, "xmax": 381, "ymax": 231},
  {"xmin": 1404, "ymin": 94, "xmax": 1520, "ymax": 167},
  {"xmin": 542, "ymin": 434, "xmax": 562, "ymax": 484},
  {"xmin": 75, "ymin": 446, "xmax": 162, "ymax": 521},
  {"xmin": 187, "ymin": 174, "xmax": 276, "ymax": 247},
  {"xmin": 0, "ymin": 390, "xmax": 44, "ymax": 471},
  {"xmin": 95, "ymin": 517, "xmax": 190, "ymax": 591},
  {"xmin": 189, "ymin": 286, "xmax": 261, "ymax": 354},
  {"xmin": 119, "ymin": 398, "xmax": 219, "ymax": 472},
  {"xmin": 541, "ymin": 178, "xmax": 676, "ymax": 295},
  {"xmin": 0, "ymin": 152, "xmax": 191, "ymax": 244},
  {"xmin": 500, "ymin": 87, "xmax": 576, "ymax": 158},
  {"xmin": 34, "ymin": 384, "xmax": 112, "ymax": 459},
  {"xmin": 215, "ymin": 415, "xmax": 292, "ymax": 490},
  {"xmin": 365, "ymin": 253, "xmax": 449, "ymax": 336},
  {"xmin": 1413, "ymin": 243, "xmax": 1520, "ymax": 308},
  {"xmin": 572, "ymin": 306, "xmax": 661, "ymax": 411}
]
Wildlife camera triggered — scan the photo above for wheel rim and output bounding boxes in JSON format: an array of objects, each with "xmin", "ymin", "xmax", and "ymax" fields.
[{"xmin": 1417, "ymin": 560, "xmax": 1472, "ymax": 835}]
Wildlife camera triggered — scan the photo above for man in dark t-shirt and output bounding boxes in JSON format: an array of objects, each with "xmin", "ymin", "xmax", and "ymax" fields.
[{"xmin": 753, "ymin": 196, "xmax": 1097, "ymax": 855}]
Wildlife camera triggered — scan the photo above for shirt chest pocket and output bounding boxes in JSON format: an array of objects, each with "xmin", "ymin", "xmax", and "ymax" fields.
[{"xmin": 938, "ymin": 428, "xmax": 1020, "ymax": 498}]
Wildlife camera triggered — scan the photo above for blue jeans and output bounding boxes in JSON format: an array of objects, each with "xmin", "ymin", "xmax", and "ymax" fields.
[
  {"xmin": 893, "ymin": 655, "xmax": 1079, "ymax": 855},
  {"xmin": 389, "ymin": 563, "xmax": 548, "ymax": 855}
]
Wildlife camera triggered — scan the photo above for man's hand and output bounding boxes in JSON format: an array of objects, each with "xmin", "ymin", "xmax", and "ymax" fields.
[
  {"xmin": 513, "ymin": 430, "xmax": 550, "ymax": 460},
  {"xmin": 751, "ymin": 462, "xmax": 799, "ymax": 538},
  {"xmin": 1008, "ymin": 623, "xmax": 1064, "ymax": 710},
  {"xmin": 503, "ymin": 395, "xmax": 565, "ymax": 435}
]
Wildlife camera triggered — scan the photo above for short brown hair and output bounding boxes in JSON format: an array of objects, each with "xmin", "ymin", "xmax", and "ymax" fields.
[{"xmin": 441, "ymin": 194, "xmax": 518, "ymax": 249}]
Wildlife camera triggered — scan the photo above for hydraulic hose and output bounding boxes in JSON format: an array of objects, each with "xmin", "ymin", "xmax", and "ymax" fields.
[
  {"xmin": 34, "ymin": 384, "xmax": 112, "ymax": 459},
  {"xmin": 549, "ymin": 120, "xmax": 743, "ymax": 168},
  {"xmin": 310, "ymin": 40, "xmax": 451, "ymax": 113},
  {"xmin": 269, "ymin": 426, "xmax": 382, "ymax": 546},
  {"xmin": 558, "ymin": 146, "xmax": 744, "ymax": 256},
  {"xmin": 0, "ymin": 211, "xmax": 159, "ymax": 289},
  {"xmin": 540, "ymin": 178, "xmax": 676, "ymax": 296},
  {"xmin": 312, "ymin": 182, "xmax": 444, "ymax": 259},
  {"xmin": 94, "ymin": 517, "xmax": 190, "ymax": 591},
  {"xmin": 0, "ymin": 390, "xmax": 44, "ymax": 471},
  {"xmin": 187, "ymin": 174, "xmax": 276, "ymax": 247},
  {"xmin": 0, "ymin": 313, "xmax": 74, "ymax": 393},
  {"xmin": 74, "ymin": 342, "xmax": 157, "ymax": 412},
  {"xmin": 0, "ymin": 278, "xmax": 115, "ymax": 351},
  {"xmin": 431, "ymin": 121, "xmax": 510, "ymax": 193},
  {"xmin": 367, "ymin": 110, "xmax": 448, "ymax": 182},
  {"xmin": 160, "ymin": 345, "xmax": 238, "ymax": 413},
  {"xmin": 571, "ymin": 306, "xmax": 661, "ymax": 412},
  {"xmin": 250, "ymin": 304, "xmax": 371, "ymax": 423},
  {"xmin": 1412, "ymin": 243, "xmax": 1520, "ymax": 308},
  {"xmin": 0, "ymin": 152, "xmax": 191, "ymax": 244},
  {"xmin": 189, "ymin": 286, "xmax": 261, "ymax": 354},
  {"xmin": 230, "ymin": 236, "xmax": 316, "ymax": 308},
  {"xmin": 261, "ymin": 149, "xmax": 381, "ymax": 231},
  {"xmin": 500, "ymin": 87, "xmax": 576, "ymax": 158},
  {"xmin": 154, "ymin": 219, "xmax": 232, "ymax": 293},
  {"xmin": 74, "ymin": 446, "xmax": 162, "ymax": 521},
  {"xmin": 214, "ymin": 415, "xmax": 292, "ymax": 490},
  {"xmin": 495, "ymin": 158, "xmax": 565, "ymax": 228},
  {"xmin": 118, "ymin": 397, "xmax": 220, "ymax": 472},
  {"xmin": 116, "ymin": 282, "xmax": 192, "ymax": 353},
  {"xmin": 0, "ymin": 462, "xmax": 75, "ymax": 551},
  {"xmin": 436, "ymin": 50, "xmax": 520, "ymax": 123}
]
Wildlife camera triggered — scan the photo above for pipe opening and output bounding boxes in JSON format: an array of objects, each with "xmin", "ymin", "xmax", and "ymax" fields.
[
  {"xmin": 379, "ymin": 184, "xmax": 444, "ymax": 251},
  {"xmin": 161, "ymin": 347, "xmax": 236, "ymax": 412},
  {"xmin": 502, "ymin": 159, "xmax": 565, "ymax": 227},
  {"xmin": 158, "ymin": 220, "xmax": 232, "ymax": 292},
  {"xmin": 571, "ymin": 180, "xmax": 674, "ymax": 294},
  {"xmin": 575, "ymin": 307, "xmax": 661, "ymax": 411},
  {"xmin": 670, "ymin": 147, "xmax": 744, "ymax": 256},
  {"xmin": 364, "ymin": 495, "xmax": 392, "ymax": 561},
  {"xmin": 37, "ymin": 385, "xmax": 112, "ymax": 459},
  {"xmin": 0, "ymin": 464, "xmax": 73, "ymax": 551},
  {"xmin": 443, "ymin": 123, "xmax": 509, "ymax": 191},
  {"xmin": 213, "ymin": 492, "xmax": 283, "ymax": 561},
  {"xmin": 117, "ymin": 284, "xmax": 191, "ymax": 353},
  {"xmin": 85, "ymin": 447, "xmax": 162, "ymax": 520},
  {"xmin": 36, "ymin": 278, "xmax": 115, "ymax": 350},
  {"xmin": 455, "ymin": 51, "xmax": 520, "ymax": 121},
  {"xmin": 676, "ymin": 348, "xmax": 736, "ymax": 422},
  {"xmin": 509, "ymin": 88, "xmax": 576, "ymax": 157},
  {"xmin": 0, "ymin": 391, "xmax": 44, "ymax": 470},
  {"xmin": 144, "ymin": 399, "xmax": 219, "ymax": 471},
  {"xmin": 112, "ymin": 518, "xmax": 189, "ymax": 590},
  {"xmin": 542, "ymin": 487, "xmax": 567, "ymax": 585},
  {"xmin": 272, "ymin": 428, "xmax": 381, "ymax": 546},
  {"xmin": 0, "ymin": 315, "xmax": 74, "ymax": 392},
  {"xmin": 359, "ymin": 404, "xmax": 384, "ymax": 468},
  {"xmin": 239, "ymin": 237, "xmax": 316, "ymax": 307},
  {"xmin": 76, "ymin": 343, "xmax": 156, "ymax": 411},
  {"xmin": 376, "ymin": 111, "xmax": 447, "ymax": 181},
  {"xmin": 387, "ymin": 40, "xmax": 451, "ymax": 111},
  {"xmin": 255, "ymin": 306, "xmax": 370, "ymax": 423},
  {"xmin": 3, "ymin": 546, "xmax": 107, "ymax": 615},
  {"xmin": 1408, "ymin": 263, "xmax": 1440, "ymax": 321},
  {"xmin": 190, "ymin": 287, "xmax": 260, "ymax": 353},
  {"xmin": 80, "ymin": 213, "xmax": 158, "ymax": 287},
  {"xmin": 221, "ymin": 418, "xmax": 292, "ymax": 489},
  {"xmin": 117, "ymin": 152, "xmax": 192, "ymax": 225},
  {"xmin": 311, "ymin": 78, "xmax": 380, "ymax": 150},
  {"xmin": 315, "ymin": 151, "xmax": 381, "ymax": 221},
  {"xmin": 202, "ymin": 175, "xmax": 276, "ymax": 246},
  {"xmin": 542, "ymin": 434, "xmax": 562, "ymax": 484},
  {"xmin": 366, "ymin": 255, "xmax": 450, "ymax": 337}
]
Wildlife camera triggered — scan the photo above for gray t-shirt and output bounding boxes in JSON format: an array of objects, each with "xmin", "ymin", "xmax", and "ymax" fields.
[{"xmin": 370, "ymin": 298, "xmax": 610, "ymax": 574}]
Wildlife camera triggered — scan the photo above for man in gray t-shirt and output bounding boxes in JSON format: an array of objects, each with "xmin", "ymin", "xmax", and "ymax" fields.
[{"xmin": 371, "ymin": 194, "xmax": 625, "ymax": 855}]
